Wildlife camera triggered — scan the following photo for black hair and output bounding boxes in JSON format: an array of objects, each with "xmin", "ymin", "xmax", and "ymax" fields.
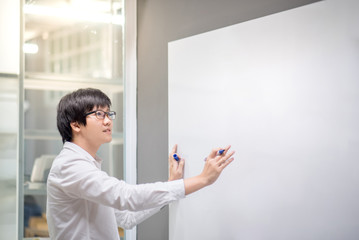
[{"xmin": 57, "ymin": 88, "xmax": 111, "ymax": 143}]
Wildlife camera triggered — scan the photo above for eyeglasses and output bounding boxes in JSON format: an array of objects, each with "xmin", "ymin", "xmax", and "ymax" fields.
[{"xmin": 85, "ymin": 110, "xmax": 116, "ymax": 120}]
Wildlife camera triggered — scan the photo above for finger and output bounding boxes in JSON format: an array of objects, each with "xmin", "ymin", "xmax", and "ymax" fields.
[
  {"xmin": 171, "ymin": 144, "xmax": 178, "ymax": 155},
  {"xmin": 218, "ymin": 151, "xmax": 235, "ymax": 165},
  {"xmin": 208, "ymin": 147, "xmax": 222, "ymax": 158},
  {"xmin": 224, "ymin": 150, "xmax": 235, "ymax": 160},
  {"xmin": 178, "ymin": 158, "xmax": 185, "ymax": 169},
  {"xmin": 215, "ymin": 145, "xmax": 231, "ymax": 160},
  {"xmin": 223, "ymin": 145, "xmax": 231, "ymax": 154},
  {"xmin": 170, "ymin": 144, "xmax": 179, "ymax": 162},
  {"xmin": 220, "ymin": 157, "xmax": 234, "ymax": 169},
  {"xmin": 214, "ymin": 146, "xmax": 230, "ymax": 161}
]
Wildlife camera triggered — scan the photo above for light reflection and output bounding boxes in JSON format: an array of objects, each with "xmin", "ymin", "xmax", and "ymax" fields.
[
  {"xmin": 24, "ymin": 4, "xmax": 123, "ymax": 25},
  {"xmin": 23, "ymin": 43, "xmax": 39, "ymax": 54}
]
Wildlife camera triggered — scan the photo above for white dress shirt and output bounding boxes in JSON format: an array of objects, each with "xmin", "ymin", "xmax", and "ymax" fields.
[{"xmin": 47, "ymin": 142, "xmax": 185, "ymax": 240}]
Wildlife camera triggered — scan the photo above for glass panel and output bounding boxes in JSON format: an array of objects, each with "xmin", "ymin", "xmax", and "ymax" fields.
[
  {"xmin": 23, "ymin": 1, "xmax": 124, "ymax": 238},
  {"xmin": 24, "ymin": 0, "xmax": 123, "ymax": 81},
  {"xmin": 25, "ymin": 89, "xmax": 69, "ymax": 131},
  {"xmin": 24, "ymin": 88, "xmax": 123, "ymax": 132},
  {"xmin": 23, "ymin": 138, "xmax": 62, "ymax": 239},
  {"xmin": 23, "ymin": 87, "xmax": 124, "ymax": 238},
  {"xmin": 0, "ymin": 76, "xmax": 18, "ymax": 239}
]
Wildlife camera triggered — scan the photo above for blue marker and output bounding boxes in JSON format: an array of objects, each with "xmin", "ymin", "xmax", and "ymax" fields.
[
  {"xmin": 173, "ymin": 154, "xmax": 180, "ymax": 161},
  {"xmin": 204, "ymin": 149, "xmax": 225, "ymax": 161}
]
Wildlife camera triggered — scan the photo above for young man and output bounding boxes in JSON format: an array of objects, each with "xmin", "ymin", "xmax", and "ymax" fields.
[{"xmin": 47, "ymin": 88, "xmax": 234, "ymax": 240}]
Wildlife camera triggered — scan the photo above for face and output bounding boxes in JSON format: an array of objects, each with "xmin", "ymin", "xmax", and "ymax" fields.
[{"xmin": 79, "ymin": 105, "xmax": 113, "ymax": 149}]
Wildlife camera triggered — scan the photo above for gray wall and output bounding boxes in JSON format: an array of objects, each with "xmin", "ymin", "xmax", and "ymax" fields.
[{"xmin": 136, "ymin": 0, "xmax": 320, "ymax": 239}]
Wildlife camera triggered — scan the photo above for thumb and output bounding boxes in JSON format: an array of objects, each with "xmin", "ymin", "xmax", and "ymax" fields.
[{"xmin": 178, "ymin": 158, "xmax": 185, "ymax": 169}]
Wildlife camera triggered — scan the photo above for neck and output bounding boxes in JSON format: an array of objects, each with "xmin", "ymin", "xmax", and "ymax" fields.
[{"xmin": 71, "ymin": 138, "xmax": 100, "ymax": 158}]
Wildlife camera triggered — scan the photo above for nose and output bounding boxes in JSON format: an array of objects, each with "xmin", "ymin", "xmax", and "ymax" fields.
[{"xmin": 103, "ymin": 114, "xmax": 112, "ymax": 125}]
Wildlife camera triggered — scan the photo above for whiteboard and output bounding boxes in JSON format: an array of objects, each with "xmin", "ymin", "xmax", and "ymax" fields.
[{"xmin": 168, "ymin": 0, "xmax": 359, "ymax": 239}]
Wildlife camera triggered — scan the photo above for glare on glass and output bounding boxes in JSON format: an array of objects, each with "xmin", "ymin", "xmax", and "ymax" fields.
[{"xmin": 85, "ymin": 110, "xmax": 116, "ymax": 120}]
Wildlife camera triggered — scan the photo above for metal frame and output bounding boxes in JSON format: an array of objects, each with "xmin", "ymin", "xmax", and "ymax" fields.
[
  {"xmin": 123, "ymin": 0, "xmax": 137, "ymax": 239},
  {"xmin": 17, "ymin": 0, "xmax": 24, "ymax": 238}
]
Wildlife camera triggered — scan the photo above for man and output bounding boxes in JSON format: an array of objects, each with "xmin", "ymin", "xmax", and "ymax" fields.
[{"xmin": 47, "ymin": 88, "xmax": 235, "ymax": 239}]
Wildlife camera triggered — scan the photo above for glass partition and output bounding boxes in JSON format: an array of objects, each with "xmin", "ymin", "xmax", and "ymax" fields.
[
  {"xmin": 0, "ymin": 0, "xmax": 125, "ymax": 238},
  {"xmin": 22, "ymin": 0, "xmax": 124, "ymax": 239},
  {"xmin": 24, "ymin": 0, "xmax": 123, "ymax": 80},
  {"xmin": 0, "ymin": 1, "xmax": 20, "ymax": 239},
  {"xmin": 0, "ymin": 76, "xmax": 18, "ymax": 239}
]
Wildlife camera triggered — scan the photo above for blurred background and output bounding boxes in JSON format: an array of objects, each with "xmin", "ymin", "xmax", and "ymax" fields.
[{"xmin": 0, "ymin": 0, "xmax": 125, "ymax": 239}]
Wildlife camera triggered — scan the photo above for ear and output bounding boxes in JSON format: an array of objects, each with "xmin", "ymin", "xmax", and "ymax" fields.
[{"xmin": 70, "ymin": 121, "xmax": 81, "ymax": 133}]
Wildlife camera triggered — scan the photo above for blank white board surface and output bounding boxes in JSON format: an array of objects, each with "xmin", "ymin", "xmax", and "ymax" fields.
[{"xmin": 168, "ymin": 0, "xmax": 359, "ymax": 239}]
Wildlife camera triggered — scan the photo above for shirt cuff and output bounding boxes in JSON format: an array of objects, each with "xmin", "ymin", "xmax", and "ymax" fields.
[{"xmin": 167, "ymin": 179, "xmax": 186, "ymax": 200}]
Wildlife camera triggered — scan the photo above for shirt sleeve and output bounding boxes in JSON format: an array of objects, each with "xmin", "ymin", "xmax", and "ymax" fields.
[
  {"xmin": 51, "ymin": 157, "xmax": 186, "ymax": 212},
  {"xmin": 114, "ymin": 207, "xmax": 162, "ymax": 230},
  {"xmin": 114, "ymin": 175, "xmax": 185, "ymax": 229}
]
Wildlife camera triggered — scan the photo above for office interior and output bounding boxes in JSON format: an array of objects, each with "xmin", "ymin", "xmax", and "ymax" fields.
[{"xmin": 1, "ymin": 0, "xmax": 320, "ymax": 239}]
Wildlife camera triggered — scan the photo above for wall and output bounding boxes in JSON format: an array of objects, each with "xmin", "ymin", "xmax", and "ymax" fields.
[
  {"xmin": 137, "ymin": 0, "xmax": 320, "ymax": 239},
  {"xmin": 169, "ymin": 0, "xmax": 359, "ymax": 239}
]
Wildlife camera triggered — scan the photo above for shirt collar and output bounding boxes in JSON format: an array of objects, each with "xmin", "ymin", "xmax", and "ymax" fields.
[{"xmin": 63, "ymin": 141, "xmax": 103, "ymax": 166}]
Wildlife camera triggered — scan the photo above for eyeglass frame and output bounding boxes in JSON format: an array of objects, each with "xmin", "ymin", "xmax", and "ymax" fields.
[{"xmin": 85, "ymin": 110, "xmax": 116, "ymax": 120}]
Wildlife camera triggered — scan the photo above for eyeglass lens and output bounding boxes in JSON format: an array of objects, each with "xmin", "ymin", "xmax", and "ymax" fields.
[{"xmin": 94, "ymin": 111, "xmax": 116, "ymax": 120}]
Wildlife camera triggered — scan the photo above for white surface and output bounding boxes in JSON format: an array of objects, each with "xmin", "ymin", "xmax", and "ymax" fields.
[
  {"xmin": 169, "ymin": 0, "xmax": 359, "ymax": 239},
  {"xmin": 0, "ymin": 92, "xmax": 17, "ymax": 133},
  {"xmin": 30, "ymin": 155, "xmax": 55, "ymax": 182},
  {"xmin": 0, "ymin": 159, "xmax": 16, "ymax": 179},
  {"xmin": 0, "ymin": 0, "xmax": 20, "ymax": 74}
]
